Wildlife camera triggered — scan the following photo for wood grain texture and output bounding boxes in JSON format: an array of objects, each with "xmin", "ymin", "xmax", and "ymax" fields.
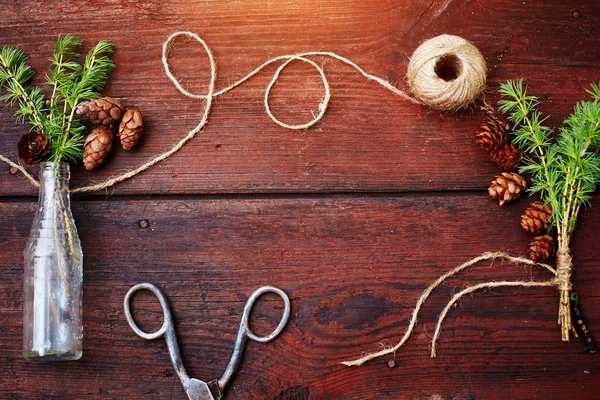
[
  {"xmin": 1, "ymin": 195, "xmax": 599, "ymax": 399},
  {"xmin": 0, "ymin": 0, "xmax": 599, "ymax": 196},
  {"xmin": 1, "ymin": 0, "xmax": 600, "ymax": 399}
]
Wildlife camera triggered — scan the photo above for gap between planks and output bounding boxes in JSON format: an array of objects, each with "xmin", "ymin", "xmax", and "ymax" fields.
[{"xmin": 0, "ymin": 188, "xmax": 491, "ymax": 203}]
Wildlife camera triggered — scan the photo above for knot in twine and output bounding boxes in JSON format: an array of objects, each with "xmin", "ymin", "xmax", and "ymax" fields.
[
  {"xmin": 2, "ymin": 32, "xmax": 486, "ymax": 193},
  {"xmin": 555, "ymin": 249, "xmax": 573, "ymax": 292},
  {"xmin": 407, "ymin": 34, "xmax": 487, "ymax": 111}
]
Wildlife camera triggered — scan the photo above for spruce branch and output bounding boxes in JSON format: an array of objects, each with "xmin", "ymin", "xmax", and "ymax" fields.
[
  {"xmin": 499, "ymin": 80, "xmax": 600, "ymax": 242},
  {"xmin": 46, "ymin": 34, "xmax": 82, "ymax": 119},
  {"xmin": 0, "ymin": 46, "xmax": 47, "ymax": 131},
  {"xmin": 56, "ymin": 40, "xmax": 114, "ymax": 163},
  {"xmin": 555, "ymin": 96, "xmax": 600, "ymax": 239},
  {"xmin": 498, "ymin": 80, "xmax": 561, "ymax": 226},
  {"xmin": 500, "ymin": 80, "xmax": 600, "ymax": 342},
  {"xmin": 0, "ymin": 37, "xmax": 115, "ymax": 164}
]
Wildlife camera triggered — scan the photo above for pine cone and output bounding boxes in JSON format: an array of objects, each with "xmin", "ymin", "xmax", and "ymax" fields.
[
  {"xmin": 83, "ymin": 127, "xmax": 114, "ymax": 170},
  {"xmin": 488, "ymin": 172, "xmax": 527, "ymax": 205},
  {"xmin": 18, "ymin": 132, "xmax": 51, "ymax": 165},
  {"xmin": 475, "ymin": 119, "xmax": 507, "ymax": 153},
  {"xmin": 489, "ymin": 143, "xmax": 522, "ymax": 172},
  {"xmin": 76, "ymin": 97, "xmax": 125, "ymax": 127},
  {"xmin": 118, "ymin": 109, "xmax": 144, "ymax": 150},
  {"xmin": 521, "ymin": 201, "xmax": 552, "ymax": 234},
  {"xmin": 528, "ymin": 234, "xmax": 555, "ymax": 263}
]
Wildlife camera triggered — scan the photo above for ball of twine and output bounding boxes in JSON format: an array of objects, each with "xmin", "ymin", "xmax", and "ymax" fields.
[{"xmin": 406, "ymin": 34, "xmax": 487, "ymax": 111}]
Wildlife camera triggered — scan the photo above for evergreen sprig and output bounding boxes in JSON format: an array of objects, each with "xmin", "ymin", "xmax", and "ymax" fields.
[
  {"xmin": 0, "ymin": 46, "xmax": 48, "ymax": 132},
  {"xmin": 499, "ymin": 80, "xmax": 600, "ymax": 245},
  {"xmin": 0, "ymin": 36, "xmax": 115, "ymax": 164}
]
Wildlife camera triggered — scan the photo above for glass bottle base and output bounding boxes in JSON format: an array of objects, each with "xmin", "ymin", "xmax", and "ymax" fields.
[{"xmin": 24, "ymin": 349, "xmax": 82, "ymax": 361}]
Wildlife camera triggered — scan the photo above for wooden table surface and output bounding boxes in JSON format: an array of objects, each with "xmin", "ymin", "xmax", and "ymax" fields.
[{"xmin": 1, "ymin": 1, "xmax": 599, "ymax": 399}]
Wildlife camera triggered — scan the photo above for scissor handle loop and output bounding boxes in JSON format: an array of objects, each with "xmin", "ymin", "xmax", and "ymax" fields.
[
  {"xmin": 242, "ymin": 285, "xmax": 291, "ymax": 343},
  {"xmin": 124, "ymin": 283, "xmax": 172, "ymax": 340}
]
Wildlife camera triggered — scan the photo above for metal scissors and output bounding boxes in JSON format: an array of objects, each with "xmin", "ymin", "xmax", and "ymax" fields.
[{"xmin": 124, "ymin": 283, "xmax": 291, "ymax": 400}]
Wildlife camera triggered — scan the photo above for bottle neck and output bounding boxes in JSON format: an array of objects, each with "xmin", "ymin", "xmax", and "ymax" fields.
[{"xmin": 38, "ymin": 162, "xmax": 71, "ymax": 207}]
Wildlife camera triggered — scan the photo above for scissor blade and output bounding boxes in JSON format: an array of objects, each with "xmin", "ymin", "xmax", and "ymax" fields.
[{"xmin": 185, "ymin": 378, "xmax": 215, "ymax": 400}]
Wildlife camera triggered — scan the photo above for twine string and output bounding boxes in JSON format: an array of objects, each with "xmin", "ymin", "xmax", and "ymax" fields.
[
  {"xmin": 555, "ymin": 248, "xmax": 573, "ymax": 292},
  {"xmin": 1, "ymin": 32, "xmax": 487, "ymax": 193},
  {"xmin": 263, "ymin": 55, "xmax": 331, "ymax": 130},
  {"xmin": 342, "ymin": 252, "xmax": 557, "ymax": 367},
  {"xmin": 72, "ymin": 31, "xmax": 217, "ymax": 194},
  {"xmin": 429, "ymin": 279, "xmax": 555, "ymax": 358},
  {"xmin": 0, "ymin": 154, "xmax": 39, "ymax": 188}
]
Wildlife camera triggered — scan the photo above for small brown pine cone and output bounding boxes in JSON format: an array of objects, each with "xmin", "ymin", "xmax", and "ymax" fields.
[
  {"xmin": 521, "ymin": 201, "xmax": 552, "ymax": 234},
  {"xmin": 18, "ymin": 132, "xmax": 51, "ymax": 165},
  {"xmin": 488, "ymin": 172, "xmax": 527, "ymax": 206},
  {"xmin": 489, "ymin": 143, "xmax": 522, "ymax": 172},
  {"xmin": 83, "ymin": 127, "xmax": 114, "ymax": 170},
  {"xmin": 528, "ymin": 234, "xmax": 555, "ymax": 263},
  {"xmin": 118, "ymin": 109, "xmax": 144, "ymax": 150},
  {"xmin": 475, "ymin": 119, "xmax": 507, "ymax": 153},
  {"xmin": 76, "ymin": 97, "xmax": 125, "ymax": 127}
]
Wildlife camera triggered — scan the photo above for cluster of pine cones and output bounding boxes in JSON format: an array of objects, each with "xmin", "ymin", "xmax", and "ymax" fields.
[
  {"xmin": 521, "ymin": 202, "xmax": 554, "ymax": 263},
  {"xmin": 76, "ymin": 97, "xmax": 144, "ymax": 170},
  {"xmin": 475, "ymin": 118, "xmax": 555, "ymax": 263},
  {"xmin": 475, "ymin": 119, "xmax": 525, "ymax": 205}
]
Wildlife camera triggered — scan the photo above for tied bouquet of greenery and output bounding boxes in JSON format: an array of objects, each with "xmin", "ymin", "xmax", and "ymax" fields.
[
  {"xmin": 1, "ymin": 35, "xmax": 144, "ymax": 172},
  {"xmin": 499, "ymin": 80, "xmax": 600, "ymax": 344},
  {"xmin": 0, "ymin": 35, "xmax": 115, "ymax": 166},
  {"xmin": 342, "ymin": 82, "xmax": 599, "ymax": 368}
]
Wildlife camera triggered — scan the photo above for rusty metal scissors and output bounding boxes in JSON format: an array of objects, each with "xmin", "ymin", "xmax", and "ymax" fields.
[{"xmin": 124, "ymin": 283, "xmax": 291, "ymax": 400}]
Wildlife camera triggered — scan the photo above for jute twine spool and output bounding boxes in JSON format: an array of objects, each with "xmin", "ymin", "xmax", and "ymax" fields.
[
  {"xmin": 407, "ymin": 34, "xmax": 487, "ymax": 111},
  {"xmin": 1, "ymin": 32, "xmax": 486, "ymax": 192}
]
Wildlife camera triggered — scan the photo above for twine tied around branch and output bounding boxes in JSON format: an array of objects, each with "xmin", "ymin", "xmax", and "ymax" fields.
[
  {"xmin": 2, "ymin": 32, "xmax": 486, "ymax": 194},
  {"xmin": 556, "ymin": 248, "xmax": 573, "ymax": 292},
  {"xmin": 342, "ymin": 252, "xmax": 560, "ymax": 367},
  {"xmin": 556, "ymin": 248, "xmax": 574, "ymax": 340}
]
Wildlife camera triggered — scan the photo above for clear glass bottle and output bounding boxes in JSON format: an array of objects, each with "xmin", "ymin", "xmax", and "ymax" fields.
[{"xmin": 23, "ymin": 162, "xmax": 83, "ymax": 360}]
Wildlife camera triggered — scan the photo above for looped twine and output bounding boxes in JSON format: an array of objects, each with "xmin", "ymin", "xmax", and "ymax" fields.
[
  {"xmin": 67, "ymin": 31, "xmax": 217, "ymax": 194},
  {"xmin": 264, "ymin": 56, "xmax": 330, "ymax": 130}
]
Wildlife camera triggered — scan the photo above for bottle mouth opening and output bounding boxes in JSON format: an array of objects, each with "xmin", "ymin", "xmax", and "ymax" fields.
[{"xmin": 39, "ymin": 162, "xmax": 70, "ymax": 179}]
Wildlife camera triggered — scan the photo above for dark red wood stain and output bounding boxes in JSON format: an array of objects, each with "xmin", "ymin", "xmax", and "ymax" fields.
[{"xmin": 1, "ymin": 1, "xmax": 599, "ymax": 399}]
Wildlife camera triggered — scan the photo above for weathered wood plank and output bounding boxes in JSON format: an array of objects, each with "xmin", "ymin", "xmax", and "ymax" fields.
[
  {"xmin": 1, "ymin": 1, "xmax": 599, "ymax": 399},
  {"xmin": 1, "ymin": 195, "xmax": 598, "ymax": 399},
  {"xmin": 1, "ymin": 0, "xmax": 599, "ymax": 196}
]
